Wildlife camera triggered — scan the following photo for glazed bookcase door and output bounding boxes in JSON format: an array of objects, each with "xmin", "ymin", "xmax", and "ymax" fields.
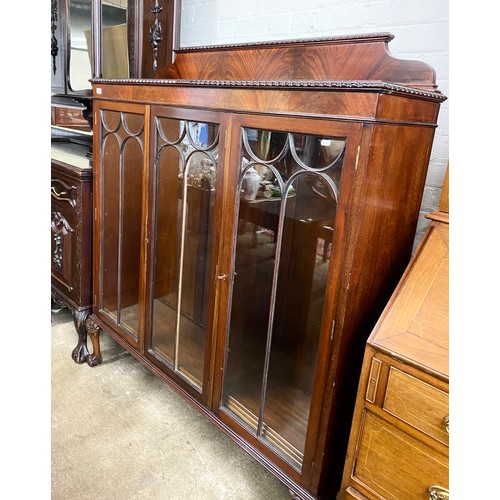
[
  {"xmin": 215, "ymin": 114, "xmax": 362, "ymax": 484},
  {"xmin": 95, "ymin": 101, "xmax": 147, "ymax": 348},
  {"xmin": 144, "ymin": 107, "xmax": 224, "ymax": 400}
]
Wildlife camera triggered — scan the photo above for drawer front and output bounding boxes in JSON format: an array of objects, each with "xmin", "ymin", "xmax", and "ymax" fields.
[
  {"xmin": 383, "ymin": 367, "xmax": 449, "ymax": 445},
  {"xmin": 353, "ymin": 410, "xmax": 448, "ymax": 500}
]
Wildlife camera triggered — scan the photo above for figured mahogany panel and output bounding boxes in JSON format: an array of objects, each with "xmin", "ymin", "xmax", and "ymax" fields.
[
  {"xmin": 92, "ymin": 83, "xmax": 442, "ymax": 126},
  {"xmin": 159, "ymin": 33, "xmax": 437, "ymax": 92},
  {"xmin": 336, "ymin": 123, "xmax": 438, "ymax": 348},
  {"xmin": 374, "ymin": 93, "xmax": 441, "ymax": 124}
]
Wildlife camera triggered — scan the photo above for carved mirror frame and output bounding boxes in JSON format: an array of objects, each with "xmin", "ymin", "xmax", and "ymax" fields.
[
  {"xmin": 51, "ymin": 0, "xmax": 72, "ymax": 95},
  {"xmin": 51, "ymin": 0, "xmax": 140, "ymax": 97}
]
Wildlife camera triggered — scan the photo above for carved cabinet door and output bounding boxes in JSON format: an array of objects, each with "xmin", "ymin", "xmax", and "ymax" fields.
[
  {"xmin": 51, "ymin": 190, "xmax": 76, "ymax": 297},
  {"xmin": 51, "ymin": 165, "xmax": 92, "ymax": 309}
]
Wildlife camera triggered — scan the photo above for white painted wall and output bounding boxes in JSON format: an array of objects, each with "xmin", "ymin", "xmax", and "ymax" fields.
[{"xmin": 179, "ymin": 0, "xmax": 449, "ymax": 249}]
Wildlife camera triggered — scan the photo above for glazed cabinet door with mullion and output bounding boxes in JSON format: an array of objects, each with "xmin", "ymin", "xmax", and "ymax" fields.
[
  {"xmin": 94, "ymin": 100, "xmax": 148, "ymax": 350},
  {"xmin": 95, "ymin": 100, "xmax": 226, "ymax": 404},
  {"xmin": 143, "ymin": 106, "xmax": 225, "ymax": 403},
  {"xmin": 213, "ymin": 113, "xmax": 363, "ymax": 491}
]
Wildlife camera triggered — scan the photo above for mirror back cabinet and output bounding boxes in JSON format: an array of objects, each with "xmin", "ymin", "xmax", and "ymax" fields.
[{"xmin": 88, "ymin": 34, "xmax": 446, "ymax": 499}]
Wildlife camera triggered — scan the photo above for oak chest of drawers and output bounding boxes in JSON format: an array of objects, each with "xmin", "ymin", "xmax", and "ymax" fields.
[{"xmin": 339, "ymin": 210, "xmax": 449, "ymax": 500}]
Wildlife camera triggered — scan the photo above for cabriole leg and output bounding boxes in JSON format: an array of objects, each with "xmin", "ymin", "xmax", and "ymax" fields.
[
  {"xmin": 71, "ymin": 308, "xmax": 91, "ymax": 364},
  {"xmin": 85, "ymin": 317, "xmax": 102, "ymax": 367}
]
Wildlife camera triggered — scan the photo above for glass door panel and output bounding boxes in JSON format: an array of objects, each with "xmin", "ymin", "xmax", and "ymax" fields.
[
  {"xmin": 151, "ymin": 139, "xmax": 180, "ymax": 366},
  {"xmin": 150, "ymin": 116, "xmax": 219, "ymax": 392},
  {"xmin": 222, "ymin": 126, "xmax": 345, "ymax": 470},
  {"xmin": 101, "ymin": 126, "xmax": 120, "ymax": 320},
  {"xmin": 99, "ymin": 109, "xmax": 144, "ymax": 342}
]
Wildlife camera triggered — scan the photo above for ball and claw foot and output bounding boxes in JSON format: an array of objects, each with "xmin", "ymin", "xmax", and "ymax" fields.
[{"xmin": 72, "ymin": 342, "xmax": 90, "ymax": 364}]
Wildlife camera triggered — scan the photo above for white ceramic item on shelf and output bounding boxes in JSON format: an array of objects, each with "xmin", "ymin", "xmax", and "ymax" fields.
[{"xmin": 242, "ymin": 166, "xmax": 261, "ymax": 200}]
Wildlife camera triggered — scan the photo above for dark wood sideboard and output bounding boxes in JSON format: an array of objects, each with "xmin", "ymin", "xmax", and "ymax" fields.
[
  {"xmin": 81, "ymin": 33, "xmax": 446, "ymax": 499},
  {"xmin": 51, "ymin": 139, "xmax": 93, "ymax": 362}
]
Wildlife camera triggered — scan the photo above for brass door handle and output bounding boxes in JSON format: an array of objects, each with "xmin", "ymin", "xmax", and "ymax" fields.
[
  {"xmin": 429, "ymin": 485, "xmax": 449, "ymax": 500},
  {"xmin": 444, "ymin": 415, "xmax": 449, "ymax": 434},
  {"xmin": 216, "ymin": 271, "xmax": 236, "ymax": 282}
]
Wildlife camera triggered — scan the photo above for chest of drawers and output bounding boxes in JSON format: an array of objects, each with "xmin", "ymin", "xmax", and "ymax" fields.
[{"xmin": 339, "ymin": 211, "xmax": 449, "ymax": 500}]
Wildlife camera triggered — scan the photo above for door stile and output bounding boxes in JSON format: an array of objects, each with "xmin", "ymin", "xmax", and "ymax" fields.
[
  {"xmin": 203, "ymin": 111, "xmax": 231, "ymax": 409},
  {"xmin": 307, "ymin": 124, "xmax": 373, "ymax": 493},
  {"xmin": 210, "ymin": 112, "xmax": 242, "ymax": 412},
  {"xmin": 92, "ymin": 101, "xmax": 103, "ymax": 317},
  {"xmin": 144, "ymin": 105, "xmax": 162, "ymax": 361},
  {"xmin": 137, "ymin": 104, "xmax": 151, "ymax": 355},
  {"xmin": 299, "ymin": 122, "xmax": 365, "ymax": 490}
]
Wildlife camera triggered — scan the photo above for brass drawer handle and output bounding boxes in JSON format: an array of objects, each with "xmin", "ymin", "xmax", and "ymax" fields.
[
  {"xmin": 51, "ymin": 186, "xmax": 67, "ymax": 197},
  {"xmin": 444, "ymin": 415, "xmax": 449, "ymax": 434},
  {"xmin": 429, "ymin": 485, "xmax": 449, "ymax": 500},
  {"xmin": 51, "ymin": 179, "xmax": 77, "ymax": 207}
]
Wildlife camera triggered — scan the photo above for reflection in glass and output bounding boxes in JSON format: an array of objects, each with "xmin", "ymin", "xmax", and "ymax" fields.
[
  {"xmin": 68, "ymin": 0, "xmax": 129, "ymax": 91},
  {"xmin": 101, "ymin": 0, "xmax": 129, "ymax": 78},
  {"xmin": 151, "ymin": 118, "xmax": 219, "ymax": 391},
  {"xmin": 222, "ymin": 127, "xmax": 346, "ymax": 470},
  {"xmin": 290, "ymin": 134, "xmax": 345, "ymax": 170},
  {"xmin": 243, "ymin": 129, "xmax": 288, "ymax": 164},
  {"xmin": 69, "ymin": 0, "xmax": 92, "ymax": 91},
  {"xmin": 100, "ymin": 110, "xmax": 144, "ymax": 340}
]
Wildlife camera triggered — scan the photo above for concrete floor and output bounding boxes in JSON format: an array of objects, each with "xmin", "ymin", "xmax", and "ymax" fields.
[{"xmin": 51, "ymin": 308, "xmax": 292, "ymax": 499}]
